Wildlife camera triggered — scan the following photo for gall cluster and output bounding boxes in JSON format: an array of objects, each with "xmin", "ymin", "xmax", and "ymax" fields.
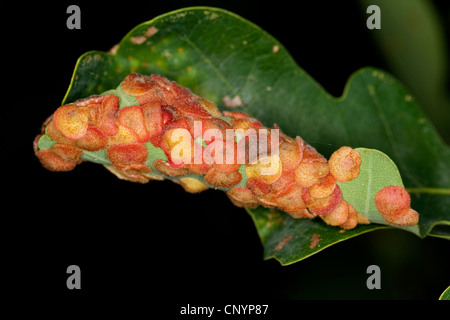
[{"xmin": 34, "ymin": 73, "xmax": 418, "ymax": 229}]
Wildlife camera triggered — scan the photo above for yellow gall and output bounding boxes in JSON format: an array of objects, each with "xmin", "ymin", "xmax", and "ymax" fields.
[
  {"xmin": 274, "ymin": 183, "xmax": 306, "ymax": 214},
  {"xmin": 46, "ymin": 121, "xmax": 76, "ymax": 146},
  {"xmin": 340, "ymin": 202, "xmax": 358, "ymax": 230},
  {"xmin": 309, "ymin": 173, "xmax": 336, "ymax": 198},
  {"xmin": 153, "ymin": 159, "xmax": 190, "ymax": 177},
  {"xmin": 278, "ymin": 136, "xmax": 304, "ymax": 171},
  {"xmin": 329, "ymin": 146, "xmax": 361, "ymax": 182},
  {"xmin": 320, "ymin": 200, "xmax": 349, "ymax": 226},
  {"xmin": 197, "ymin": 97, "xmax": 222, "ymax": 117},
  {"xmin": 294, "ymin": 162, "xmax": 329, "ymax": 187},
  {"xmin": 121, "ymin": 73, "xmax": 154, "ymax": 96},
  {"xmin": 178, "ymin": 177, "xmax": 209, "ymax": 194},
  {"xmin": 53, "ymin": 104, "xmax": 89, "ymax": 140},
  {"xmin": 245, "ymin": 154, "xmax": 282, "ymax": 184},
  {"xmin": 357, "ymin": 214, "xmax": 371, "ymax": 225},
  {"xmin": 288, "ymin": 209, "xmax": 316, "ymax": 219},
  {"xmin": 204, "ymin": 167, "xmax": 242, "ymax": 188},
  {"xmin": 226, "ymin": 187, "xmax": 259, "ymax": 209},
  {"xmin": 382, "ymin": 208, "xmax": 419, "ymax": 227}
]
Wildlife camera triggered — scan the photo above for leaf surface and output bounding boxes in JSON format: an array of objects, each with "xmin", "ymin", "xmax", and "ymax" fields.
[
  {"xmin": 439, "ymin": 286, "xmax": 450, "ymax": 300},
  {"xmin": 41, "ymin": 7, "xmax": 449, "ymax": 264}
]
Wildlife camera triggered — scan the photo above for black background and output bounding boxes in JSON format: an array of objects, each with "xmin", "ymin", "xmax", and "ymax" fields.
[{"xmin": 5, "ymin": 0, "xmax": 450, "ymax": 312}]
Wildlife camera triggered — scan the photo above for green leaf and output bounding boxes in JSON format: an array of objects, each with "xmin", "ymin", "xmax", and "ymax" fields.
[
  {"xmin": 247, "ymin": 206, "xmax": 387, "ymax": 265},
  {"xmin": 81, "ymin": 149, "xmax": 110, "ymax": 165},
  {"xmin": 53, "ymin": 7, "xmax": 449, "ymax": 264},
  {"xmin": 360, "ymin": 0, "xmax": 450, "ymax": 142},
  {"xmin": 115, "ymin": 85, "xmax": 139, "ymax": 109},
  {"xmin": 439, "ymin": 286, "xmax": 450, "ymax": 300},
  {"xmin": 37, "ymin": 134, "xmax": 56, "ymax": 151},
  {"xmin": 338, "ymin": 148, "xmax": 420, "ymax": 236}
]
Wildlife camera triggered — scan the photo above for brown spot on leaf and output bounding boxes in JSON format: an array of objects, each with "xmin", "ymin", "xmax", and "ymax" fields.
[
  {"xmin": 109, "ymin": 44, "xmax": 119, "ymax": 54},
  {"xmin": 222, "ymin": 95, "xmax": 243, "ymax": 108},
  {"xmin": 267, "ymin": 212, "xmax": 278, "ymax": 220},
  {"xmin": 130, "ymin": 36, "xmax": 147, "ymax": 45},
  {"xmin": 309, "ymin": 233, "xmax": 322, "ymax": 249},
  {"xmin": 145, "ymin": 26, "xmax": 159, "ymax": 37},
  {"xmin": 273, "ymin": 235, "xmax": 293, "ymax": 252}
]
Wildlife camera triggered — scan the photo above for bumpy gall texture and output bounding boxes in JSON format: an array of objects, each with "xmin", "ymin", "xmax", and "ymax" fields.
[
  {"xmin": 340, "ymin": 203, "xmax": 358, "ymax": 230},
  {"xmin": 382, "ymin": 208, "xmax": 419, "ymax": 227},
  {"xmin": 329, "ymin": 146, "xmax": 361, "ymax": 183},
  {"xmin": 75, "ymin": 126, "xmax": 108, "ymax": 151},
  {"xmin": 106, "ymin": 143, "xmax": 148, "ymax": 169},
  {"xmin": 375, "ymin": 185, "xmax": 418, "ymax": 226},
  {"xmin": 320, "ymin": 200, "xmax": 349, "ymax": 226},
  {"xmin": 53, "ymin": 104, "xmax": 89, "ymax": 140},
  {"xmin": 35, "ymin": 73, "xmax": 418, "ymax": 229},
  {"xmin": 35, "ymin": 144, "xmax": 83, "ymax": 172}
]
